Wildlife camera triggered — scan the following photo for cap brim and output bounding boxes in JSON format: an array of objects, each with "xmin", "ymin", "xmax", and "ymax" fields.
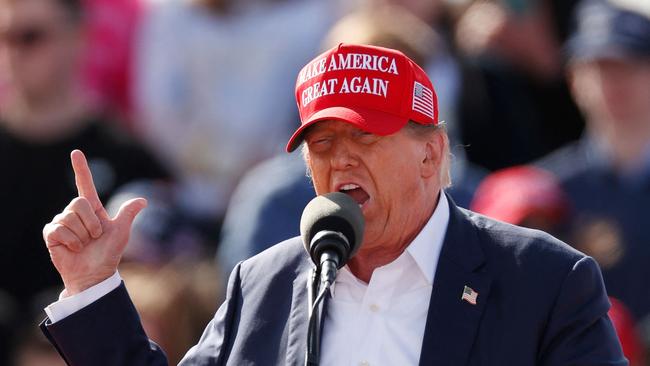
[
  {"xmin": 567, "ymin": 36, "xmax": 650, "ymax": 61},
  {"xmin": 285, "ymin": 106, "xmax": 409, "ymax": 152},
  {"xmin": 569, "ymin": 44, "xmax": 636, "ymax": 61}
]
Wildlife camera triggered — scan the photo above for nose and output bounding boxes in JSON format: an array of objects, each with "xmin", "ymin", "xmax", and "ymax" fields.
[{"xmin": 330, "ymin": 139, "xmax": 358, "ymax": 171}]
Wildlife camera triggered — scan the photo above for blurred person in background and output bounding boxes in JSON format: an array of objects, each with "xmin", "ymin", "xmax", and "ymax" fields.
[
  {"xmin": 0, "ymin": 290, "xmax": 17, "ymax": 366},
  {"xmin": 102, "ymin": 182, "xmax": 224, "ymax": 364},
  {"xmin": 11, "ymin": 265, "xmax": 220, "ymax": 366},
  {"xmin": 0, "ymin": 44, "xmax": 8, "ymax": 101},
  {"xmin": 217, "ymin": 152, "xmax": 314, "ymax": 280},
  {"xmin": 119, "ymin": 262, "xmax": 221, "ymax": 365},
  {"xmin": 538, "ymin": 0, "xmax": 650, "ymax": 354},
  {"xmin": 470, "ymin": 165, "xmax": 646, "ymax": 365},
  {"xmin": 0, "ymin": 0, "xmax": 169, "ymax": 361},
  {"xmin": 79, "ymin": 0, "xmax": 144, "ymax": 124},
  {"xmin": 218, "ymin": 2, "xmax": 487, "ymax": 280},
  {"xmin": 454, "ymin": 0, "xmax": 585, "ymax": 171},
  {"xmin": 132, "ymin": 0, "xmax": 358, "ymax": 246},
  {"xmin": 11, "ymin": 288, "xmax": 67, "ymax": 366},
  {"xmin": 105, "ymin": 181, "xmax": 216, "ymax": 265}
]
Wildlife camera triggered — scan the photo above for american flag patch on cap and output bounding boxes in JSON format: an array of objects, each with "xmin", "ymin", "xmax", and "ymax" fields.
[{"xmin": 412, "ymin": 81, "xmax": 434, "ymax": 119}]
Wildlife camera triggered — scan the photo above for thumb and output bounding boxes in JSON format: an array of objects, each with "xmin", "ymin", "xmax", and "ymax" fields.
[{"xmin": 112, "ymin": 197, "xmax": 148, "ymax": 230}]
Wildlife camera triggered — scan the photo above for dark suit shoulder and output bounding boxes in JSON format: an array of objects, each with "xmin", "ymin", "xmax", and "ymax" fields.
[
  {"xmin": 237, "ymin": 237, "xmax": 312, "ymax": 288},
  {"xmin": 454, "ymin": 209, "xmax": 624, "ymax": 366}
]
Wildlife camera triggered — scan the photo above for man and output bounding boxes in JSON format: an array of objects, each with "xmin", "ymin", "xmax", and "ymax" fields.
[
  {"xmin": 40, "ymin": 44, "xmax": 625, "ymax": 365},
  {"xmin": 538, "ymin": 0, "xmax": 650, "ymax": 330},
  {"xmin": 0, "ymin": 0, "xmax": 168, "ymax": 303},
  {"xmin": 453, "ymin": 0, "xmax": 585, "ymax": 172},
  {"xmin": 0, "ymin": 0, "xmax": 168, "ymax": 362},
  {"xmin": 217, "ymin": 3, "xmax": 486, "ymax": 283}
]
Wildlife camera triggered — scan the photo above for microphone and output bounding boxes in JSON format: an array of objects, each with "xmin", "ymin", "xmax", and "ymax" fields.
[{"xmin": 300, "ymin": 192, "xmax": 365, "ymax": 286}]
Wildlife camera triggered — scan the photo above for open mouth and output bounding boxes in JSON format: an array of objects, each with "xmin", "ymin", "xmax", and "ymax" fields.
[{"xmin": 338, "ymin": 183, "xmax": 370, "ymax": 207}]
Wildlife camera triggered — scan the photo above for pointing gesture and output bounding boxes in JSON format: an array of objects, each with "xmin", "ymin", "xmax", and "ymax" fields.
[
  {"xmin": 71, "ymin": 149, "xmax": 109, "ymax": 220},
  {"xmin": 43, "ymin": 150, "xmax": 147, "ymax": 296}
]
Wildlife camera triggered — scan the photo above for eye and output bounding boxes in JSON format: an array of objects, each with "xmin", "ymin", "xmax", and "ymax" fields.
[
  {"xmin": 308, "ymin": 136, "xmax": 330, "ymax": 145},
  {"xmin": 354, "ymin": 130, "xmax": 380, "ymax": 144},
  {"xmin": 306, "ymin": 135, "xmax": 332, "ymax": 152}
]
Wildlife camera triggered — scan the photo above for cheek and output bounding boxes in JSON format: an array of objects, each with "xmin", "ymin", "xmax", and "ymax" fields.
[
  {"xmin": 628, "ymin": 73, "xmax": 650, "ymax": 111},
  {"xmin": 307, "ymin": 159, "xmax": 330, "ymax": 195},
  {"xmin": 369, "ymin": 156, "xmax": 420, "ymax": 200},
  {"xmin": 311, "ymin": 177, "xmax": 328, "ymax": 195},
  {"xmin": 599, "ymin": 79, "xmax": 650, "ymax": 122}
]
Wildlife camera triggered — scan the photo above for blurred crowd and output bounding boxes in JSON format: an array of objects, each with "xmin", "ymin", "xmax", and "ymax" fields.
[{"xmin": 0, "ymin": 0, "xmax": 648, "ymax": 364}]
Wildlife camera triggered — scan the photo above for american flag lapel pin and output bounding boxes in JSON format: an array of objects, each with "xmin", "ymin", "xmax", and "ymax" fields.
[{"xmin": 461, "ymin": 285, "xmax": 478, "ymax": 305}]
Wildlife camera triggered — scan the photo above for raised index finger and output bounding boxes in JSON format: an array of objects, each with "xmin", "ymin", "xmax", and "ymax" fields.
[{"xmin": 70, "ymin": 150, "xmax": 102, "ymax": 211}]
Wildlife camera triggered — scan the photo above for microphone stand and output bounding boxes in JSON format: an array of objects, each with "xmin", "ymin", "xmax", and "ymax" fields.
[
  {"xmin": 305, "ymin": 267, "xmax": 329, "ymax": 366},
  {"xmin": 303, "ymin": 231, "xmax": 354, "ymax": 366}
]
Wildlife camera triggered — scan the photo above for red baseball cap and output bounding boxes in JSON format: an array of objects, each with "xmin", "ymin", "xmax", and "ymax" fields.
[
  {"xmin": 470, "ymin": 166, "xmax": 569, "ymax": 225},
  {"xmin": 286, "ymin": 43, "xmax": 439, "ymax": 152}
]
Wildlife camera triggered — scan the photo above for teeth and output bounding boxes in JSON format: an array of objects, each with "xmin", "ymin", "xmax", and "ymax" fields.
[{"xmin": 339, "ymin": 184, "xmax": 360, "ymax": 191}]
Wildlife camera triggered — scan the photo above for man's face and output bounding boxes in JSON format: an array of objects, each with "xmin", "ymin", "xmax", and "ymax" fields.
[
  {"xmin": 0, "ymin": 0, "xmax": 81, "ymax": 99},
  {"xmin": 571, "ymin": 58, "xmax": 650, "ymax": 139},
  {"xmin": 303, "ymin": 120, "xmax": 441, "ymax": 254}
]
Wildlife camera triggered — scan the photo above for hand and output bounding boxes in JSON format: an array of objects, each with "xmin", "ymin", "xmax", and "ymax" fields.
[{"xmin": 43, "ymin": 150, "xmax": 147, "ymax": 296}]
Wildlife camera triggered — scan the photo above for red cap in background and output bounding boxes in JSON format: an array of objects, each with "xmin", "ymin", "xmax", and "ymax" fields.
[
  {"xmin": 470, "ymin": 166, "xmax": 568, "ymax": 226},
  {"xmin": 608, "ymin": 297, "xmax": 646, "ymax": 366}
]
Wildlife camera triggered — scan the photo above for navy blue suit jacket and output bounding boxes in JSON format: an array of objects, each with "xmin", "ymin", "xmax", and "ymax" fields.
[{"xmin": 41, "ymin": 197, "xmax": 627, "ymax": 365}]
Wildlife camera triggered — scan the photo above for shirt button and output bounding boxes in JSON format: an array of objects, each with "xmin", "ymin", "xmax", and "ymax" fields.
[
  {"xmin": 359, "ymin": 361, "xmax": 370, "ymax": 366},
  {"xmin": 369, "ymin": 304, "xmax": 380, "ymax": 312}
]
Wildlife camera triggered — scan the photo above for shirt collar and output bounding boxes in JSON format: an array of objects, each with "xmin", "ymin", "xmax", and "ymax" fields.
[
  {"xmin": 330, "ymin": 191, "xmax": 450, "ymax": 295},
  {"xmin": 405, "ymin": 190, "xmax": 449, "ymax": 284}
]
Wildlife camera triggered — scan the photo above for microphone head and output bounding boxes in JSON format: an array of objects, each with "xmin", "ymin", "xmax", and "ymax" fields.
[{"xmin": 300, "ymin": 192, "xmax": 365, "ymax": 266}]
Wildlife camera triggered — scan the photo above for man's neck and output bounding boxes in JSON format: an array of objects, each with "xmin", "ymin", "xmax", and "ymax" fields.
[
  {"xmin": 347, "ymin": 191, "xmax": 441, "ymax": 283},
  {"xmin": 1, "ymin": 87, "xmax": 93, "ymax": 142},
  {"xmin": 592, "ymin": 127, "xmax": 650, "ymax": 174}
]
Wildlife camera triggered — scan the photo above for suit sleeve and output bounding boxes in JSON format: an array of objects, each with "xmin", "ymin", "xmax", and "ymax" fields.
[
  {"xmin": 40, "ymin": 282, "xmax": 168, "ymax": 366},
  {"xmin": 538, "ymin": 256, "xmax": 628, "ymax": 366},
  {"xmin": 40, "ymin": 263, "xmax": 243, "ymax": 366}
]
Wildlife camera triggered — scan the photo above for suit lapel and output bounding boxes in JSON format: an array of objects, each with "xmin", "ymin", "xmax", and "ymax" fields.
[
  {"xmin": 419, "ymin": 194, "xmax": 492, "ymax": 366},
  {"xmin": 285, "ymin": 267, "xmax": 312, "ymax": 366}
]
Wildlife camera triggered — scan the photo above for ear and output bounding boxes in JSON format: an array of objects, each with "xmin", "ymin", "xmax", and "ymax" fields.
[
  {"xmin": 567, "ymin": 62, "xmax": 591, "ymax": 112},
  {"xmin": 567, "ymin": 64, "xmax": 579, "ymax": 101},
  {"xmin": 420, "ymin": 132, "xmax": 444, "ymax": 179}
]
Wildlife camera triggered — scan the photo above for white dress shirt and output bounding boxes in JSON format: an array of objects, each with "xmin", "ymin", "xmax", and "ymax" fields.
[
  {"xmin": 46, "ymin": 193, "xmax": 450, "ymax": 366},
  {"xmin": 319, "ymin": 193, "xmax": 449, "ymax": 366}
]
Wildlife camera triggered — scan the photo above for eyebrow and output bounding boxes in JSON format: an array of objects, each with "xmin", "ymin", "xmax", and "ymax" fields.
[{"xmin": 303, "ymin": 122, "xmax": 334, "ymax": 139}]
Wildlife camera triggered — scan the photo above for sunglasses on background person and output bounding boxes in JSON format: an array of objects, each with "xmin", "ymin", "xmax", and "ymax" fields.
[
  {"xmin": 0, "ymin": 26, "xmax": 52, "ymax": 49},
  {"xmin": 0, "ymin": 19, "xmax": 73, "ymax": 51}
]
